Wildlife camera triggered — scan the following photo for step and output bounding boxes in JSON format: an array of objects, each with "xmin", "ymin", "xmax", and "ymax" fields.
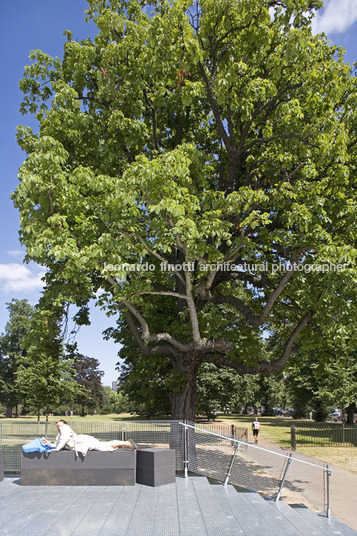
[
  {"xmin": 243, "ymin": 493, "xmax": 306, "ymax": 536},
  {"xmin": 211, "ymin": 485, "xmax": 285, "ymax": 536},
  {"xmin": 266, "ymin": 500, "xmax": 321, "ymax": 536},
  {"xmin": 290, "ymin": 505, "xmax": 357, "ymax": 536},
  {"xmin": 175, "ymin": 476, "xmax": 211, "ymax": 535},
  {"xmin": 194, "ymin": 482, "xmax": 245, "ymax": 536}
]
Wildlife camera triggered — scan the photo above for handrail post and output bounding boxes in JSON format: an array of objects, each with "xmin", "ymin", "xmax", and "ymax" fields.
[
  {"xmin": 223, "ymin": 441, "xmax": 239, "ymax": 486},
  {"xmin": 325, "ymin": 464, "xmax": 331, "ymax": 518},
  {"xmin": 275, "ymin": 453, "xmax": 293, "ymax": 502},
  {"xmin": 183, "ymin": 421, "xmax": 189, "ymax": 478}
]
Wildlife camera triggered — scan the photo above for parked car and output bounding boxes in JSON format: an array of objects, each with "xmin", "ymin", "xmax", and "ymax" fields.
[{"xmin": 329, "ymin": 409, "xmax": 341, "ymax": 419}]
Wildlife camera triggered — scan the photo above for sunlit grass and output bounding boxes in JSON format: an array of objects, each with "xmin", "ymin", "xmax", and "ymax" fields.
[{"xmin": 218, "ymin": 413, "xmax": 357, "ymax": 474}]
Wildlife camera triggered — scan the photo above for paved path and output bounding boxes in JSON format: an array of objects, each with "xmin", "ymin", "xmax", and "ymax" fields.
[{"xmin": 255, "ymin": 437, "xmax": 357, "ymax": 531}]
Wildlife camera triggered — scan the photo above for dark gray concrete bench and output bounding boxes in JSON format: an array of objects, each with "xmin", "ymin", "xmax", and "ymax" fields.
[
  {"xmin": 0, "ymin": 449, "xmax": 4, "ymax": 482},
  {"xmin": 21, "ymin": 449, "xmax": 136, "ymax": 486},
  {"xmin": 136, "ymin": 448, "xmax": 175, "ymax": 487}
]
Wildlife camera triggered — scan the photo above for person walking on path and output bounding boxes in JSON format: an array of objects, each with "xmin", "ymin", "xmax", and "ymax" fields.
[{"xmin": 252, "ymin": 417, "xmax": 261, "ymax": 444}]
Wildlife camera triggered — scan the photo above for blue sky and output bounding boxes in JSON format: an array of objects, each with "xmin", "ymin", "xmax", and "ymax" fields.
[{"xmin": 0, "ymin": 0, "xmax": 357, "ymax": 386}]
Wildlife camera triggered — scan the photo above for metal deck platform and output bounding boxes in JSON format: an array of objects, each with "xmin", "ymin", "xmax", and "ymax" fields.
[{"xmin": 1, "ymin": 475, "xmax": 356, "ymax": 536}]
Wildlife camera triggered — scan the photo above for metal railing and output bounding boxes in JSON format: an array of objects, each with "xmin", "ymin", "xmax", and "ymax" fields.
[
  {"xmin": 0, "ymin": 419, "xmax": 242, "ymax": 474},
  {"xmin": 180, "ymin": 421, "xmax": 332, "ymax": 517}
]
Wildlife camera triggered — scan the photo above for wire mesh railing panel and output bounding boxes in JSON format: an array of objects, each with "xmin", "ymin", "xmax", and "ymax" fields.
[
  {"xmin": 0, "ymin": 420, "xmax": 186, "ymax": 473},
  {"xmin": 285, "ymin": 454, "xmax": 326, "ymax": 512},
  {"xmin": 1, "ymin": 421, "xmax": 49, "ymax": 473},
  {"xmin": 121, "ymin": 421, "xmax": 184, "ymax": 470},
  {"xmin": 228, "ymin": 443, "xmax": 286, "ymax": 497},
  {"xmin": 182, "ymin": 422, "xmax": 329, "ymax": 515},
  {"xmin": 187, "ymin": 426, "xmax": 237, "ymax": 482}
]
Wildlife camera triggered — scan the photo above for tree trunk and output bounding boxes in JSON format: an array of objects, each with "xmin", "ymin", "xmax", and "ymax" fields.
[
  {"xmin": 171, "ymin": 358, "xmax": 200, "ymax": 421},
  {"xmin": 346, "ymin": 403, "xmax": 356, "ymax": 425},
  {"xmin": 5, "ymin": 405, "xmax": 12, "ymax": 418}
]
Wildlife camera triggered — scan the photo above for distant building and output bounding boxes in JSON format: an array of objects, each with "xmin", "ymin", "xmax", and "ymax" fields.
[{"xmin": 111, "ymin": 381, "xmax": 119, "ymax": 391}]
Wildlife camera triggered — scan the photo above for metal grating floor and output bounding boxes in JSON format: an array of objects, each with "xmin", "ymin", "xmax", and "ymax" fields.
[{"xmin": 0, "ymin": 475, "xmax": 356, "ymax": 536}]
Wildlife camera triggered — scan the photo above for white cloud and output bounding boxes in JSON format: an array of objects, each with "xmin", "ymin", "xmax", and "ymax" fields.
[
  {"xmin": 0, "ymin": 263, "xmax": 45, "ymax": 292},
  {"xmin": 312, "ymin": 0, "xmax": 357, "ymax": 34},
  {"xmin": 5, "ymin": 250, "xmax": 24, "ymax": 258}
]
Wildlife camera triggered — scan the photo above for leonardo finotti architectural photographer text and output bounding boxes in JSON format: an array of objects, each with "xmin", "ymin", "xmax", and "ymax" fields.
[{"xmin": 103, "ymin": 261, "xmax": 348, "ymax": 273}]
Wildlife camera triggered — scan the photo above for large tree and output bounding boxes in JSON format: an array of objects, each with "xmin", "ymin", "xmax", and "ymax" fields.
[{"xmin": 13, "ymin": 0, "xmax": 357, "ymax": 419}]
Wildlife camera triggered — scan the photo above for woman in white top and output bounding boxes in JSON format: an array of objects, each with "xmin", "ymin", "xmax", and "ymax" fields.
[{"xmin": 42, "ymin": 419, "xmax": 137, "ymax": 455}]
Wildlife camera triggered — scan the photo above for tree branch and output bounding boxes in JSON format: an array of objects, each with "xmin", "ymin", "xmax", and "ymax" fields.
[
  {"xmin": 205, "ymin": 311, "xmax": 313, "ymax": 373},
  {"xmin": 212, "ymin": 248, "xmax": 306, "ymax": 327}
]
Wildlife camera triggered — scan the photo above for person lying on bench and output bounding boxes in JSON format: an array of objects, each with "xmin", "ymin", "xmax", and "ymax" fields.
[{"xmin": 41, "ymin": 419, "xmax": 137, "ymax": 455}]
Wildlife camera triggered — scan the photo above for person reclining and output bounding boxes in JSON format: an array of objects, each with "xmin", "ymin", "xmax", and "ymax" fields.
[{"xmin": 41, "ymin": 419, "xmax": 137, "ymax": 455}]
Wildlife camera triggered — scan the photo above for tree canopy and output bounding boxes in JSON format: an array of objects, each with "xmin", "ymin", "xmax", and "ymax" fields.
[{"xmin": 13, "ymin": 0, "xmax": 357, "ymax": 419}]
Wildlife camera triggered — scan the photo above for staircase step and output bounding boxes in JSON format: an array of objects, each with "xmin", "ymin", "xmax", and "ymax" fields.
[
  {"xmin": 211, "ymin": 485, "xmax": 285, "ymax": 536},
  {"xmin": 290, "ymin": 505, "xmax": 357, "ymax": 536},
  {"xmin": 217, "ymin": 486, "xmax": 305, "ymax": 536},
  {"xmin": 266, "ymin": 500, "xmax": 321, "ymax": 536},
  {"xmin": 175, "ymin": 476, "xmax": 212, "ymax": 535}
]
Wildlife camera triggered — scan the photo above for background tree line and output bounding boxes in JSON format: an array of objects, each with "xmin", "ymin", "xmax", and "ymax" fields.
[{"xmin": 1, "ymin": 298, "xmax": 355, "ymax": 422}]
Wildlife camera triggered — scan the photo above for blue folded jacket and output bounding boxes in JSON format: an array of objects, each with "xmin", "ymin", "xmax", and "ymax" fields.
[{"xmin": 22, "ymin": 438, "xmax": 54, "ymax": 453}]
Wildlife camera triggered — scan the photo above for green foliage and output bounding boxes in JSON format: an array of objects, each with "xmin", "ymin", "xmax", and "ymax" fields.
[
  {"xmin": 196, "ymin": 363, "xmax": 259, "ymax": 419},
  {"xmin": 13, "ymin": 0, "xmax": 357, "ymax": 418},
  {"xmin": 66, "ymin": 343, "xmax": 106, "ymax": 415},
  {"xmin": 0, "ymin": 299, "xmax": 33, "ymax": 416},
  {"xmin": 16, "ymin": 306, "xmax": 83, "ymax": 416},
  {"xmin": 98, "ymin": 386, "xmax": 131, "ymax": 414}
]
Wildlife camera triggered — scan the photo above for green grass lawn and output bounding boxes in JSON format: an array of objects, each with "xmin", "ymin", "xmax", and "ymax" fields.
[{"xmin": 218, "ymin": 413, "xmax": 357, "ymax": 475}]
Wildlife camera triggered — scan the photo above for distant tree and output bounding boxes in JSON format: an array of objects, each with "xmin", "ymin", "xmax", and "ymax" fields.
[
  {"xmin": 16, "ymin": 306, "xmax": 82, "ymax": 420},
  {"xmin": 316, "ymin": 350, "xmax": 357, "ymax": 424},
  {"xmin": 0, "ymin": 299, "xmax": 33, "ymax": 417},
  {"xmin": 256, "ymin": 374, "xmax": 288, "ymax": 416},
  {"xmin": 196, "ymin": 363, "xmax": 258, "ymax": 420},
  {"xmin": 283, "ymin": 348, "xmax": 350, "ymax": 421},
  {"xmin": 118, "ymin": 356, "xmax": 173, "ymax": 418},
  {"xmin": 107, "ymin": 389, "xmax": 131, "ymax": 414},
  {"xmin": 67, "ymin": 343, "xmax": 105, "ymax": 415}
]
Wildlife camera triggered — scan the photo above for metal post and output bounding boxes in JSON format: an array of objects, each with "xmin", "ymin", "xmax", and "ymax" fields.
[
  {"xmin": 223, "ymin": 441, "xmax": 239, "ymax": 486},
  {"xmin": 231, "ymin": 424, "xmax": 235, "ymax": 445},
  {"xmin": 325, "ymin": 464, "xmax": 331, "ymax": 518},
  {"xmin": 183, "ymin": 421, "xmax": 189, "ymax": 478},
  {"xmin": 291, "ymin": 425, "xmax": 296, "ymax": 450},
  {"xmin": 275, "ymin": 453, "xmax": 293, "ymax": 502}
]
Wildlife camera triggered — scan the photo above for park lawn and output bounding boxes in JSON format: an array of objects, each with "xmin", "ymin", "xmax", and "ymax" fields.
[
  {"xmin": 218, "ymin": 413, "xmax": 295, "ymax": 446},
  {"xmin": 297, "ymin": 446, "xmax": 357, "ymax": 475},
  {"xmin": 218, "ymin": 413, "xmax": 357, "ymax": 475}
]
